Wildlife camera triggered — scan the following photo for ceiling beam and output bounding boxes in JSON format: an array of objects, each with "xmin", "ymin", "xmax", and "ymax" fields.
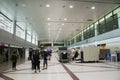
[
  {"xmin": 62, "ymin": 0, "xmax": 120, "ymax": 4},
  {"xmin": 46, "ymin": 21, "xmax": 92, "ymax": 23}
]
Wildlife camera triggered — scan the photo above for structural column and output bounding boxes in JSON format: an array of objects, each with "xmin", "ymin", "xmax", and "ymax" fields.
[{"xmin": 13, "ymin": 19, "xmax": 17, "ymax": 38}]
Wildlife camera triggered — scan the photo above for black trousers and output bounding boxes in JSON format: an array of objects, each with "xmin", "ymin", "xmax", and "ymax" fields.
[
  {"xmin": 12, "ymin": 62, "xmax": 17, "ymax": 68},
  {"xmin": 34, "ymin": 62, "xmax": 40, "ymax": 70}
]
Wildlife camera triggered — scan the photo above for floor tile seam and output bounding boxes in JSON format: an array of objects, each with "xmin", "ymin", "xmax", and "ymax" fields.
[
  {"xmin": 67, "ymin": 63, "xmax": 120, "ymax": 69},
  {"xmin": 4, "ymin": 71, "xmax": 69, "ymax": 75},
  {"xmin": 102, "ymin": 63, "xmax": 120, "ymax": 67},
  {"xmin": 63, "ymin": 69, "xmax": 120, "ymax": 74},
  {"xmin": 0, "ymin": 72, "xmax": 14, "ymax": 80},
  {"xmin": 53, "ymin": 53, "xmax": 80, "ymax": 80},
  {"xmin": 61, "ymin": 63, "xmax": 79, "ymax": 80}
]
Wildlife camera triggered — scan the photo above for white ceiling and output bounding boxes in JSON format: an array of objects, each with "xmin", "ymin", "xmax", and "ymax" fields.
[{"xmin": 1, "ymin": 0, "xmax": 120, "ymax": 42}]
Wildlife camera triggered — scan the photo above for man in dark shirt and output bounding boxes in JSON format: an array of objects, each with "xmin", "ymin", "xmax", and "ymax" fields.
[
  {"xmin": 42, "ymin": 51, "xmax": 48, "ymax": 70},
  {"xmin": 33, "ymin": 50, "xmax": 40, "ymax": 73}
]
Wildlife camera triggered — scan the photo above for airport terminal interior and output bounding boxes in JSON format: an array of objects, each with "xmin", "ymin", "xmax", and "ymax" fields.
[{"xmin": 0, "ymin": 0, "xmax": 120, "ymax": 80}]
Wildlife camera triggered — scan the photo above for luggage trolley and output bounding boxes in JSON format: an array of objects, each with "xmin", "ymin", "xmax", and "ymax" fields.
[{"xmin": 58, "ymin": 47, "xmax": 69, "ymax": 63}]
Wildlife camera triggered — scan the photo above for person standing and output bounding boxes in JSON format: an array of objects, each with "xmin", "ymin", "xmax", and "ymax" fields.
[
  {"xmin": 33, "ymin": 50, "xmax": 40, "ymax": 73},
  {"xmin": 5, "ymin": 50, "xmax": 9, "ymax": 61},
  {"xmin": 46, "ymin": 49, "xmax": 52, "ymax": 60},
  {"xmin": 29, "ymin": 50, "xmax": 34, "ymax": 70},
  {"xmin": 11, "ymin": 51, "xmax": 18, "ymax": 70},
  {"xmin": 42, "ymin": 51, "xmax": 48, "ymax": 70}
]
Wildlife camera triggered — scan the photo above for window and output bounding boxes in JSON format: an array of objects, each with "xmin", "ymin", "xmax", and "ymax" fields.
[
  {"xmin": 76, "ymin": 33, "xmax": 82, "ymax": 42},
  {"xmin": 35, "ymin": 36, "xmax": 38, "ymax": 45},
  {"xmin": 16, "ymin": 25, "xmax": 25, "ymax": 39},
  {"xmin": 105, "ymin": 13, "xmax": 114, "ymax": 32},
  {"xmin": 90, "ymin": 25, "xmax": 95, "ymax": 37},
  {"xmin": 0, "ymin": 13, "xmax": 13, "ymax": 33},
  {"xmin": 83, "ymin": 25, "xmax": 95, "ymax": 40},
  {"xmin": 67, "ymin": 41, "xmax": 70, "ymax": 45},
  {"xmin": 97, "ymin": 18, "xmax": 105, "ymax": 35},
  {"xmin": 71, "ymin": 39, "xmax": 74, "ymax": 44},
  {"xmin": 26, "ymin": 27, "xmax": 31, "ymax": 42},
  {"xmin": 113, "ymin": 7, "xmax": 120, "ymax": 29},
  {"xmin": 32, "ymin": 33, "xmax": 36, "ymax": 44},
  {"xmin": 27, "ymin": 33, "xmax": 31, "ymax": 42}
]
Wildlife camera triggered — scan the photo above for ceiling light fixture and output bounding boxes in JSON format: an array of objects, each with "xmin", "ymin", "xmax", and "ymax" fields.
[
  {"xmin": 22, "ymin": 4, "xmax": 26, "ymax": 7},
  {"xmin": 48, "ymin": 28, "xmax": 51, "ymax": 31},
  {"xmin": 69, "ymin": 5, "xmax": 74, "ymax": 8},
  {"xmin": 48, "ymin": 23, "xmax": 51, "ymax": 25},
  {"xmin": 47, "ymin": 18, "xmax": 51, "ymax": 20},
  {"xmin": 91, "ymin": 6, "xmax": 95, "ymax": 10},
  {"xmin": 64, "ymin": 18, "xmax": 67, "ymax": 21},
  {"xmin": 62, "ymin": 23, "xmax": 64, "ymax": 25},
  {"xmin": 46, "ymin": 4, "xmax": 50, "ymax": 7},
  {"xmin": 59, "ymin": 28, "xmax": 62, "ymax": 31}
]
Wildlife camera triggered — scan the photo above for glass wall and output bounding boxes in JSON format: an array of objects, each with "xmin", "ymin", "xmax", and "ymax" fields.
[
  {"xmin": 97, "ymin": 18, "xmax": 105, "ymax": 35},
  {"xmin": 67, "ymin": 41, "xmax": 70, "ymax": 45},
  {"xmin": 113, "ymin": 7, "xmax": 120, "ymax": 28},
  {"xmin": 97, "ymin": 9, "xmax": 119, "ymax": 35},
  {"xmin": 70, "ymin": 6, "xmax": 120, "ymax": 45},
  {"xmin": 71, "ymin": 38, "xmax": 74, "ymax": 44},
  {"xmin": 76, "ymin": 33, "xmax": 82, "ymax": 42},
  {"xmin": 16, "ymin": 25, "xmax": 25, "ymax": 39},
  {"xmin": 35, "ymin": 36, "xmax": 38, "ymax": 45},
  {"xmin": 0, "ymin": 12, "xmax": 38, "ymax": 45},
  {"xmin": 26, "ymin": 27, "xmax": 32, "ymax": 42},
  {"xmin": 32, "ymin": 32, "xmax": 36, "ymax": 44},
  {"xmin": 83, "ymin": 25, "xmax": 95, "ymax": 40},
  {"xmin": 0, "ymin": 12, "xmax": 13, "ymax": 34}
]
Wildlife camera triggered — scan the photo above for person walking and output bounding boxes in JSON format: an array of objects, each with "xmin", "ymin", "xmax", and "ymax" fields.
[
  {"xmin": 11, "ymin": 50, "xmax": 18, "ymax": 70},
  {"xmin": 42, "ymin": 51, "xmax": 48, "ymax": 70},
  {"xmin": 33, "ymin": 50, "xmax": 40, "ymax": 73}
]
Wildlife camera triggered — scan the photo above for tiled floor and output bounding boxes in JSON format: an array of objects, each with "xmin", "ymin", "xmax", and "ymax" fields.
[
  {"xmin": 0, "ymin": 53, "xmax": 120, "ymax": 80},
  {"xmin": 0, "ymin": 77, "xmax": 4, "ymax": 80}
]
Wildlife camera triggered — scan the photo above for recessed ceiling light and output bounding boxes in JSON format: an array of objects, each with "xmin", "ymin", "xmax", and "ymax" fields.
[
  {"xmin": 59, "ymin": 28, "xmax": 62, "ymax": 31},
  {"xmin": 22, "ymin": 4, "xmax": 26, "ymax": 7},
  {"xmin": 69, "ymin": 5, "xmax": 74, "ymax": 8},
  {"xmin": 62, "ymin": 23, "xmax": 64, "ymax": 25},
  {"xmin": 64, "ymin": 18, "xmax": 67, "ymax": 21},
  {"xmin": 48, "ymin": 28, "xmax": 51, "ymax": 31},
  {"xmin": 30, "ymin": 18, "xmax": 32, "ymax": 20},
  {"xmin": 47, "ymin": 18, "xmax": 51, "ymax": 20},
  {"xmin": 48, "ymin": 23, "xmax": 51, "ymax": 25},
  {"xmin": 46, "ymin": 4, "xmax": 50, "ymax": 7},
  {"xmin": 91, "ymin": 6, "xmax": 95, "ymax": 10}
]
